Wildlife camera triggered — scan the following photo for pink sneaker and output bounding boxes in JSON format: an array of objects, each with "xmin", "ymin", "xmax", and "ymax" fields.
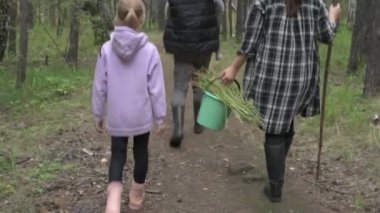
[
  {"xmin": 105, "ymin": 182, "xmax": 123, "ymax": 213},
  {"xmin": 128, "ymin": 181, "xmax": 145, "ymax": 210}
]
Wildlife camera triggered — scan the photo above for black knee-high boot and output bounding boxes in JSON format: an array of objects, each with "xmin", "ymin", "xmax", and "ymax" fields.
[
  {"xmin": 170, "ymin": 105, "xmax": 185, "ymax": 148},
  {"xmin": 263, "ymin": 134, "xmax": 286, "ymax": 203}
]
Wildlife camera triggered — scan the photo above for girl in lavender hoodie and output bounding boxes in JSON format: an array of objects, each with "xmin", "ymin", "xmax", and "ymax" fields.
[{"xmin": 92, "ymin": 0, "xmax": 166, "ymax": 211}]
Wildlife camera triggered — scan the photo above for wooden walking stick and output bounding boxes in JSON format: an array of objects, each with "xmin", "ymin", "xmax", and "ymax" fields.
[
  {"xmin": 316, "ymin": 0, "xmax": 339, "ymax": 181},
  {"xmin": 316, "ymin": 42, "xmax": 332, "ymax": 181}
]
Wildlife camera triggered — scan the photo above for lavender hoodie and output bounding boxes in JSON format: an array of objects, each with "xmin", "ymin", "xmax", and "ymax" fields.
[{"xmin": 92, "ymin": 26, "xmax": 166, "ymax": 137}]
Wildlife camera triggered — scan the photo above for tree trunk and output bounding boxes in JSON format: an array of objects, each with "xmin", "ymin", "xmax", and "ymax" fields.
[
  {"xmin": 229, "ymin": 0, "xmax": 234, "ymax": 38},
  {"xmin": 221, "ymin": 0, "xmax": 228, "ymax": 40},
  {"xmin": 62, "ymin": 6, "xmax": 67, "ymax": 26},
  {"xmin": 66, "ymin": 0, "xmax": 80, "ymax": 67},
  {"xmin": 56, "ymin": 0, "xmax": 63, "ymax": 37},
  {"xmin": 114, "ymin": 0, "xmax": 118, "ymax": 11},
  {"xmin": 347, "ymin": 0, "xmax": 356, "ymax": 28},
  {"xmin": 36, "ymin": 0, "xmax": 42, "ymax": 24},
  {"xmin": 0, "ymin": 0, "xmax": 10, "ymax": 62},
  {"xmin": 8, "ymin": 0, "xmax": 17, "ymax": 56},
  {"xmin": 363, "ymin": 0, "xmax": 380, "ymax": 97},
  {"xmin": 49, "ymin": 1, "xmax": 57, "ymax": 26},
  {"xmin": 156, "ymin": 0, "xmax": 166, "ymax": 31},
  {"xmin": 16, "ymin": 0, "xmax": 29, "ymax": 88},
  {"xmin": 148, "ymin": 0, "xmax": 153, "ymax": 29},
  {"xmin": 235, "ymin": 0, "xmax": 244, "ymax": 41},
  {"xmin": 347, "ymin": 0, "xmax": 370, "ymax": 74},
  {"xmin": 27, "ymin": 1, "xmax": 34, "ymax": 29},
  {"xmin": 96, "ymin": 0, "xmax": 114, "ymax": 43}
]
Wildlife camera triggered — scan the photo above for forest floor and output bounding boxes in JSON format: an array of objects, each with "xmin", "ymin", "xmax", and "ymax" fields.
[{"xmin": 1, "ymin": 31, "xmax": 379, "ymax": 213}]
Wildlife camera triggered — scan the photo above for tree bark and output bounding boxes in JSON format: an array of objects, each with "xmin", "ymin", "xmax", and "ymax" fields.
[
  {"xmin": 347, "ymin": 0, "xmax": 370, "ymax": 74},
  {"xmin": 16, "ymin": 0, "xmax": 29, "ymax": 88},
  {"xmin": 114, "ymin": 0, "xmax": 118, "ymax": 11},
  {"xmin": 229, "ymin": 0, "xmax": 234, "ymax": 38},
  {"xmin": 56, "ymin": 0, "xmax": 63, "ymax": 37},
  {"xmin": 8, "ymin": 0, "xmax": 17, "ymax": 56},
  {"xmin": 66, "ymin": 0, "xmax": 80, "ymax": 67},
  {"xmin": 0, "ymin": 0, "xmax": 10, "ymax": 62},
  {"xmin": 347, "ymin": 0, "xmax": 356, "ymax": 28},
  {"xmin": 363, "ymin": 0, "xmax": 380, "ymax": 97},
  {"xmin": 221, "ymin": 0, "xmax": 228, "ymax": 40},
  {"xmin": 27, "ymin": 1, "xmax": 34, "ymax": 29},
  {"xmin": 48, "ymin": 1, "xmax": 57, "ymax": 26},
  {"xmin": 156, "ymin": 0, "xmax": 166, "ymax": 31},
  {"xmin": 148, "ymin": 0, "xmax": 153, "ymax": 29},
  {"xmin": 235, "ymin": 0, "xmax": 244, "ymax": 41}
]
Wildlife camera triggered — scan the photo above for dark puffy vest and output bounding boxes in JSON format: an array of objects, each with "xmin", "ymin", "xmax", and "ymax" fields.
[{"xmin": 163, "ymin": 0, "xmax": 220, "ymax": 55}]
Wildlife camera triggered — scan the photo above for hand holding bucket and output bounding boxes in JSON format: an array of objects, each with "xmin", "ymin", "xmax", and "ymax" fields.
[{"xmin": 197, "ymin": 78, "xmax": 240, "ymax": 131}]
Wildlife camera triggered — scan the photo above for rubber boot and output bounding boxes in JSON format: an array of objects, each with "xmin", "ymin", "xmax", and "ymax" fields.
[
  {"xmin": 193, "ymin": 99, "xmax": 204, "ymax": 134},
  {"xmin": 105, "ymin": 182, "xmax": 123, "ymax": 213},
  {"xmin": 128, "ymin": 181, "xmax": 145, "ymax": 210},
  {"xmin": 263, "ymin": 134, "xmax": 286, "ymax": 203},
  {"xmin": 170, "ymin": 105, "xmax": 185, "ymax": 148}
]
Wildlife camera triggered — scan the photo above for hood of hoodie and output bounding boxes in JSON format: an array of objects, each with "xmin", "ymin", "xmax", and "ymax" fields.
[{"xmin": 111, "ymin": 26, "xmax": 148, "ymax": 61}]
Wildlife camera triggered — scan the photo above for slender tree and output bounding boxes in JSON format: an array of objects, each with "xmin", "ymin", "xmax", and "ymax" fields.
[
  {"xmin": 66, "ymin": 0, "xmax": 80, "ymax": 67},
  {"xmin": 235, "ymin": 0, "xmax": 244, "ymax": 40},
  {"xmin": 16, "ymin": 0, "xmax": 29, "ymax": 88},
  {"xmin": 222, "ymin": 0, "xmax": 228, "ymax": 40},
  {"xmin": 56, "ymin": 0, "xmax": 63, "ymax": 37},
  {"xmin": 0, "ymin": 0, "xmax": 10, "ymax": 62},
  {"xmin": 8, "ymin": 0, "xmax": 17, "ymax": 56},
  {"xmin": 229, "ymin": 0, "xmax": 234, "ymax": 38},
  {"xmin": 156, "ymin": 0, "xmax": 166, "ymax": 31},
  {"xmin": 363, "ymin": 0, "xmax": 380, "ymax": 97},
  {"xmin": 27, "ymin": 1, "xmax": 34, "ymax": 29},
  {"xmin": 347, "ymin": 0, "xmax": 356, "ymax": 28},
  {"xmin": 347, "ymin": 0, "xmax": 370, "ymax": 74}
]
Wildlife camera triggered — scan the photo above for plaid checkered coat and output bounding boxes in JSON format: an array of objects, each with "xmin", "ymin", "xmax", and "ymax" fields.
[{"xmin": 239, "ymin": 0, "xmax": 337, "ymax": 134}]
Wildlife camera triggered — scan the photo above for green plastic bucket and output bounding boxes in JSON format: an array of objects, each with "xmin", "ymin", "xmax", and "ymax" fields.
[{"xmin": 197, "ymin": 78, "xmax": 240, "ymax": 131}]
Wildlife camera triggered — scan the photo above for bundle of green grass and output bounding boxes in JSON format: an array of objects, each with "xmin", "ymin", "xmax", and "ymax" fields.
[{"xmin": 196, "ymin": 70, "xmax": 263, "ymax": 127}]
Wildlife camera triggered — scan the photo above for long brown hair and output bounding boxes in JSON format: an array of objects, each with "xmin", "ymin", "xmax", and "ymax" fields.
[{"xmin": 285, "ymin": 0, "xmax": 303, "ymax": 17}]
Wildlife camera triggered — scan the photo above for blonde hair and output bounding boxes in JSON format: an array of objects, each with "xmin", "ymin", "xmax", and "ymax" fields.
[{"xmin": 114, "ymin": 0, "xmax": 146, "ymax": 30}]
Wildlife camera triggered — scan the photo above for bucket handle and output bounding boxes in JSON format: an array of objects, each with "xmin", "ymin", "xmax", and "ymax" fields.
[{"xmin": 205, "ymin": 77, "xmax": 241, "ymax": 91}]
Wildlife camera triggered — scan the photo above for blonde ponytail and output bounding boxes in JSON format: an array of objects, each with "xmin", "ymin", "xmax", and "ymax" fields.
[
  {"xmin": 114, "ymin": 0, "xmax": 146, "ymax": 30},
  {"xmin": 125, "ymin": 9, "xmax": 140, "ymax": 29}
]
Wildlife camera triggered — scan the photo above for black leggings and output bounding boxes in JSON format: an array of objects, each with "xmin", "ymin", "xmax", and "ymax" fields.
[{"xmin": 109, "ymin": 132, "xmax": 150, "ymax": 184}]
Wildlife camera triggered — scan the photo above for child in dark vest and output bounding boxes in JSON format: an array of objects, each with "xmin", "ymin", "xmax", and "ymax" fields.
[{"xmin": 92, "ymin": 0, "xmax": 166, "ymax": 211}]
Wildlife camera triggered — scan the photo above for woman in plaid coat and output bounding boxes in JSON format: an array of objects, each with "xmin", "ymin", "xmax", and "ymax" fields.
[{"xmin": 222, "ymin": 0, "xmax": 341, "ymax": 202}]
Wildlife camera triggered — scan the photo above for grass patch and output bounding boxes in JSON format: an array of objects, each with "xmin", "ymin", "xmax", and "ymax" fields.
[
  {"xmin": 0, "ymin": 160, "xmax": 74, "ymax": 210},
  {"xmin": 29, "ymin": 160, "xmax": 75, "ymax": 183},
  {"xmin": 353, "ymin": 195, "xmax": 372, "ymax": 212},
  {"xmin": 0, "ymin": 66, "xmax": 92, "ymax": 208},
  {"xmin": 0, "ymin": 67, "xmax": 92, "ymax": 114}
]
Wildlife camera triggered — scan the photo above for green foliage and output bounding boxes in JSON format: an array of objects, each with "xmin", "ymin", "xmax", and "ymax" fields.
[
  {"xmin": 0, "ymin": 160, "xmax": 74, "ymax": 202},
  {"xmin": 319, "ymin": 22, "xmax": 353, "ymax": 75},
  {"xmin": 300, "ymin": 24, "xmax": 380, "ymax": 163},
  {"xmin": 29, "ymin": 160, "xmax": 74, "ymax": 182},
  {"xmin": 353, "ymin": 195, "xmax": 372, "ymax": 212},
  {"xmin": 0, "ymin": 152, "xmax": 15, "ymax": 174},
  {"xmin": 0, "ymin": 66, "xmax": 92, "ymax": 114}
]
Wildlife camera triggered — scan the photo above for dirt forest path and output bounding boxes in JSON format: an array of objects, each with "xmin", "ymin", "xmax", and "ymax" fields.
[{"xmin": 36, "ymin": 46, "xmax": 338, "ymax": 213}]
